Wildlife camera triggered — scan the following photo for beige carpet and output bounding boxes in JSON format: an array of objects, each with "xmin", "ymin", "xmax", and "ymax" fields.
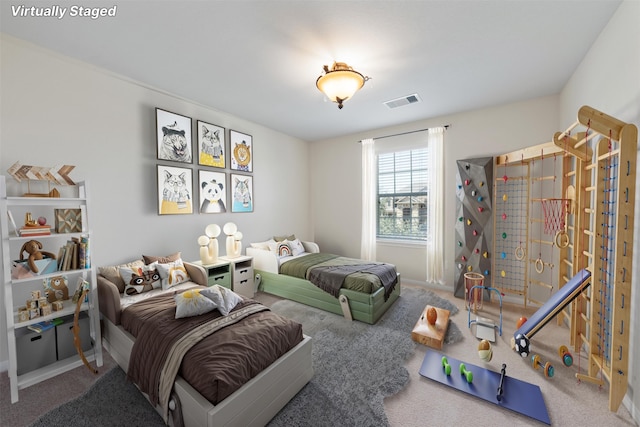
[{"xmin": 384, "ymin": 285, "xmax": 637, "ymax": 427}]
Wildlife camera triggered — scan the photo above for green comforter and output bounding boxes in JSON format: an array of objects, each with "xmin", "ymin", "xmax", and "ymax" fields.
[{"xmin": 279, "ymin": 253, "xmax": 390, "ymax": 294}]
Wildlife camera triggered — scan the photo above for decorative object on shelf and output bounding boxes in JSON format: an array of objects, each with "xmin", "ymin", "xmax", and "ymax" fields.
[
  {"xmin": 55, "ymin": 208, "xmax": 82, "ymax": 233},
  {"xmin": 43, "ymin": 275, "xmax": 69, "ymax": 303},
  {"xmin": 229, "ymin": 130, "xmax": 253, "ymax": 172},
  {"xmin": 223, "ymin": 222, "xmax": 243, "ymax": 258},
  {"xmin": 197, "ymin": 120, "xmax": 225, "ymax": 168},
  {"xmin": 316, "ymin": 61, "xmax": 370, "ymax": 109},
  {"xmin": 230, "ymin": 173, "xmax": 253, "ymax": 212},
  {"xmin": 198, "ymin": 170, "xmax": 227, "ymax": 213},
  {"xmin": 7, "ymin": 161, "xmax": 76, "ymax": 197},
  {"xmin": 157, "ymin": 165, "xmax": 193, "ymax": 215},
  {"xmin": 20, "ymin": 239, "xmax": 57, "ymax": 273},
  {"xmin": 156, "ymin": 108, "xmax": 192, "ymax": 164},
  {"xmin": 198, "ymin": 224, "xmax": 221, "ymax": 264}
]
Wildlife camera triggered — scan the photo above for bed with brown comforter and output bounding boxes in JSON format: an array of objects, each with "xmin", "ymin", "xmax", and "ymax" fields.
[{"xmin": 121, "ymin": 289, "xmax": 303, "ymax": 419}]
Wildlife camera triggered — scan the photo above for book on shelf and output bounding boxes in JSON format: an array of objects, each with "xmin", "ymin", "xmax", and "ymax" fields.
[
  {"xmin": 27, "ymin": 318, "xmax": 63, "ymax": 333},
  {"xmin": 19, "ymin": 225, "xmax": 51, "ymax": 236},
  {"xmin": 56, "ymin": 236, "xmax": 90, "ymax": 271}
]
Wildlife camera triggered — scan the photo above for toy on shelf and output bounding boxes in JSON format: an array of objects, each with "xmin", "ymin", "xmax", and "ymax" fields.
[
  {"xmin": 531, "ymin": 354, "xmax": 554, "ymax": 378},
  {"xmin": 558, "ymin": 345, "xmax": 573, "ymax": 367},
  {"xmin": 19, "ymin": 240, "xmax": 57, "ymax": 273}
]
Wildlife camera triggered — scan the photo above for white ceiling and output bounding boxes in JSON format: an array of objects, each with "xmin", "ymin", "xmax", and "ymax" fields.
[{"xmin": 1, "ymin": 0, "xmax": 622, "ymax": 141}]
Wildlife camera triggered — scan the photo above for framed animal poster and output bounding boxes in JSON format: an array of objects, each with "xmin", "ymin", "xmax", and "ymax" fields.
[
  {"xmin": 229, "ymin": 130, "xmax": 253, "ymax": 172},
  {"xmin": 231, "ymin": 173, "xmax": 253, "ymax": 212},
  {"xmin": 197, "ymin": 121, "xmax": 225, "ymax": 168},
  {"xmin": 157, "ymin": 165, "xmax": 193, "ymax": 215},
  {"xmin": 198, "ymin": 170, "xmax": 227, "ymax": 214},
  {"xmin": 156, "ymin": 108, "xmax": 193, "ymax": 163}
]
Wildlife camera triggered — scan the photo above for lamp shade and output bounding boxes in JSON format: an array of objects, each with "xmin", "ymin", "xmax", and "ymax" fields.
[{"xmin": 316, "ymin": 62, "xmax": 367, "ymax": 109}]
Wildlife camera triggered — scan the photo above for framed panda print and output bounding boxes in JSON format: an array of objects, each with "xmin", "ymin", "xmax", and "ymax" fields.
[
  {"xmin": 229, "ymin": 130, "xmax": 253, "ymax": 172},
  {"xmin": 156, "ymin": 108, "xmax": 193, "ymax": 164},
  {"xmin": 198, "ymin": 170, "xmax": 227, "ymax": 214}
]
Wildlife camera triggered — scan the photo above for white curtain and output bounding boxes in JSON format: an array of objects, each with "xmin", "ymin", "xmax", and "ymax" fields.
[
  {"xmin": 425, "ymin": 127, "xmax": 445, "ymax": 284},
  {"xmin": 360, "ymin": 138, "xmax": 376, "ymax": 261}
]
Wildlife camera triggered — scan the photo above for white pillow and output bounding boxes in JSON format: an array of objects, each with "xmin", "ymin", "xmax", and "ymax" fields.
[
  {"xmin": 155, "ymin": 259, "xmax": 191, "ymax": 290},
  {"xmin": 250, "ymin": 239, "xmax": 276, "ymax": 250},
  {"xmin": 200, "ymin": 285, "xmax": 243, "ymax": 316},
  {"xmin": 175, "ymin": 289, "xmax": 216, "ymax": 319},
  {"xmin": 286, "ymin": 238, "xmax": 306, "ymax": 256}
]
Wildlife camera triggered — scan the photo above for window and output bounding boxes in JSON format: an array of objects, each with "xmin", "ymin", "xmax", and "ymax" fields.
[{"xmin": 377, "ymin": 148, "xmax": 429, "ymax": 240}]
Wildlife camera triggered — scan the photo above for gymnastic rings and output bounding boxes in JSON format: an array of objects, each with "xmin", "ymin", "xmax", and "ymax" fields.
[
  {"xmin": 555, "ymin": 230, "xmax": 570, "ymax": 249},
  {"xmin": 514, "ymin": 245, "xmax": 526, "ymax": 261},
  {"xmin": 534, "ymin": 257, "xmax": 545, "ymax": 274}
]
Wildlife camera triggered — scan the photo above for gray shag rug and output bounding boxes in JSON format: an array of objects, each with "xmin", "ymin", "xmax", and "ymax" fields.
[
  {"xmin": 267, "ymin": 287, "xmax": 462, "ymax": 427},
  {"xmin": 29, "ymin": 366, "xmax": 165, "ymax": 427},
  {"xmin": 30, "ymin": 287, "xmax": 461, "ymax": 427}
]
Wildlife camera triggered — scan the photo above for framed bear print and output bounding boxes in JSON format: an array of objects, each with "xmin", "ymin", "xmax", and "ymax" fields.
[
  {"xmin": 229, "ymin": 130, "xmax": 253, "ymax": 172},
  {"xmin": 197, "ymin": 120, "xmax": 225, "ymax": 168},
  {"xmin": 198, "ymin": 170, "xmax": 227, "ymax": 214},
  {"xmin": 230, "ymin": 173, "xmax": 253, "ymax": 212},
  {"xmin": 157, "ymin": 165, "xmax": 193, "ymax": 215},
  {"xmin": 156, "ymin": 108, "xmax": 193, "ymax": 163}
]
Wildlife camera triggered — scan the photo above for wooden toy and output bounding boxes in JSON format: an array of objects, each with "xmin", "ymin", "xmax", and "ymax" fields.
[
  {"xmin": 411, "ymin": 305, "xmax": 450, "ymax": 350},
  {"xmin": 558, "ymin": 345, "xmax": 573, "ymax": 367},
  {"xmin": 531, "ymin": 354, "xmax": 554, "ymax": 378}
]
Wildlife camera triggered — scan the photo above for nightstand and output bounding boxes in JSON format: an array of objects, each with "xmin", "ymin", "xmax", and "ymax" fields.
[
  {"xmin": 219, "ymin": 255, "xmax": 254, "ymax": 298},
  {"xmin": 191, "ymin": 259, "xmax": 232, "ymax": 289}
]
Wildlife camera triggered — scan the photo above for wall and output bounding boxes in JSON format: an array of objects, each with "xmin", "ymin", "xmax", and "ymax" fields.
[
  {"xmin": 559, "ymin": 0, "xmax": 640, "ymax": 421},
  {"xmin": 310, "ymin": 95, "xmax": 559, "ymax": 285},
  {"xmin": 0, "ymin": 35, "xmax": 312, "ymax": 364}
]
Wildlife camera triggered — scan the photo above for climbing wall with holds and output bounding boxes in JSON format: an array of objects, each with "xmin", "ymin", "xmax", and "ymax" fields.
[{"xmin": 454, "ymin": 157, "xmax": 493, "ymax": 299}]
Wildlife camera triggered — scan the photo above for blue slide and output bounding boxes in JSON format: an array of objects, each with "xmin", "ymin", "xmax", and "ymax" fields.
[{"xmin": 515, "ymin": 269, "xmax": 591, "ymax": 339}]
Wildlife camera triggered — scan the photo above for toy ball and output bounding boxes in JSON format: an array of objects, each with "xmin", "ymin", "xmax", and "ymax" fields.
[
  {"xmin": 502, "ymin": 213, "xmax": 507, "ymax": 220},
  {"xmin": 478, "ymin": 340, "xmax": 493, "ymax": 362},
  {"xmin": 37, "ymin": 216, "xmax": 47, "ymax": 226},
  {"xmin": 513, "ymin": 334, "xmax": 530, "ymax": 358},
  {"xmin": 501, "ymin": 270, "xmax": 506, "ymax": 277},
  {"xmin": 426, "ymin": 307, "xmax": 438, "ymax": 325},
  {"xmin": 516, "ymin": 316, "xmax": 528, "ymax": 329},
  {"xmin": 502, "ymin": 194, "xmax": 508, "ymax": 202}
]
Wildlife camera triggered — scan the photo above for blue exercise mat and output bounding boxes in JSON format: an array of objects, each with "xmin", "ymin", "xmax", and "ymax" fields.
[{"xmin": 419, "ymin": 350, "xmax": 551, "ymax": 425}]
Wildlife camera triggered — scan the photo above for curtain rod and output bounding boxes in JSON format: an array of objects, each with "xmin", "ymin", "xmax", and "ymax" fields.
[{"xmin": 358, "ymin": 124, "xmax": 450, "ymax": 143}]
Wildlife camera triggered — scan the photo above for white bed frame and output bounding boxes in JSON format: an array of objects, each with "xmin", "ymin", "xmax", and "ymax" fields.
[{"xmin": 102, "ymin": 319, "xmax": 313, "ymax": 427}]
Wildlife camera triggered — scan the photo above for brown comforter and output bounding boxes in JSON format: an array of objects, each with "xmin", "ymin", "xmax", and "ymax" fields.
[{"xmin": 121, "ymin": 288, "xmax": 303, "ymax": 407}]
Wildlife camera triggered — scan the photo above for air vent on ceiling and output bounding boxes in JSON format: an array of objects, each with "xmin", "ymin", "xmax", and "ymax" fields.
[{"xmin": 384, "ymin": 93, "xmax": 421, "ymax": 109}]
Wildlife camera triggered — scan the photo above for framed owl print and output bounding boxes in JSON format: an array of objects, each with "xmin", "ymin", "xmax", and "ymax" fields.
[{"xmin": 229, "ymin": 130, "xmax": 253, "ymax": 172}]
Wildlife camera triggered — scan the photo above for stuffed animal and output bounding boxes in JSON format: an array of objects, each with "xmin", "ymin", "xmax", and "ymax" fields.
[
  {"xmin": 46, "ymin": 275, "xmax": 69, "ymax": 302},
  {"xmin": 19, "ymin": 239, "xmax": 57, "ymax": 273}
]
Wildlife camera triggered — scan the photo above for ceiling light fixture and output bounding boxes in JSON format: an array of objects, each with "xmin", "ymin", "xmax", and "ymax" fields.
[{"xmin": 316, "ymin": 62, "xmax": 370, "ymax": 109}]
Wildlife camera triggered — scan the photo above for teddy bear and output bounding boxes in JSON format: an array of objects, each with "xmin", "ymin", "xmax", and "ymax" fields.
[
  {"xmin": 46, "ymin": 275, "xmax": 69, "ymax": 303},
  {"xmin": 20, "ymin": 239, "xmax": 57, "ymax": 273}
]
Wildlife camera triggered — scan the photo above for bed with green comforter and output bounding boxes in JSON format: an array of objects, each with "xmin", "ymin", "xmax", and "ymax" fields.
[{"xmin": 248, "ymin": 248, "xmax": 401, "ymax": 324}]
